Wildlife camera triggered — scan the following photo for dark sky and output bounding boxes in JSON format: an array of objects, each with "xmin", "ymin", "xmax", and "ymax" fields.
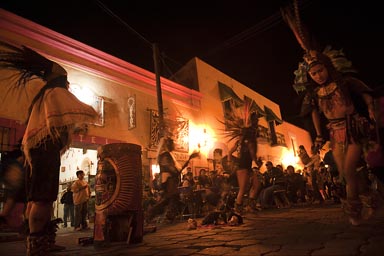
[{"xmin": 1, "ymin": 0, "xmax": 383, "ymax": 128}]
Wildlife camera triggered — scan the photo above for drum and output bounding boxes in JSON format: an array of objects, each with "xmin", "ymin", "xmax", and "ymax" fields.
[{"xmin": 93, "ymin": 143, "xmax": 143, "ymax": 245}]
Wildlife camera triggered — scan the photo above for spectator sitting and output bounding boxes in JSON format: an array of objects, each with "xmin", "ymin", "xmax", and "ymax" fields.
[
  {"xmin": 181, "ymin": 172, "xmax": 195, "ymax": 188},
  {"xmin": 197, "ymin": 168, "xmax": 211, "ymax": 188},
  {"xmin": 151, "ymin": 173, "xmax": 162, "ymax": 192},
  {"xmin": 258, "ymin": 161, "xmax": 286, "ymax": 208},
  {"xmin": 179, "ymin": 172, "xmax": 194, "ymax": 206},
  {"xmin": 285, "ymin": 165, "xmax": 306, "ymax": 204}
]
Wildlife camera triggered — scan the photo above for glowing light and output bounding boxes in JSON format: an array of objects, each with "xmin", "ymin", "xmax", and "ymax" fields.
[
  {"xmin": 69, "ymin": 83, "xmax": 95, "ymax": 105},
  {"xmin": 188, "ymin": 123, "xmax": 216, "ymax": 158},
  {"xmin": 151, "ymin": 164, "xmax": 160, "ymax": 179},
  {"xmin": 281, "ymin": 148, "xmax": 302, "ymax": 170}
]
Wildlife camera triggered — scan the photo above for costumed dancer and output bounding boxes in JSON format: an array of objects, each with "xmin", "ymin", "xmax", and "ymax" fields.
[
  {"xmin": 146, "ymin": 136, "xmax": 199, "ymax": 223},
  {"xmin": 282, "ymin": 1, "xmax": 379, "ymax": 225},
  {"xmin": 222, "ymin": 97, "xmax": 259, "ymax": 214},
  {"xmin": 0, "ymin": 41, "xmax": 98, "ymax": 255}
]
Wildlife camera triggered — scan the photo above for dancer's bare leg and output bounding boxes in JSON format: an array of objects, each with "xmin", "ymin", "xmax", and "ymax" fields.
[
  {"xmin": 28, "ymin": 201, "xmax": 52, "ymax": 234},
  {"xmin": 236, "ymin": 169, "xmax": 249, "ymax": 206},
  {"xmin": 247, "ymin": 174, "xmax": 262, "ymax": 210},
  {"xmin": 343, "ymin": 144, "xmax": 362, "ymax": 200},
  {"xmin": 334, "ymin": 143, "xmax": 365, "ymax": 225},
  {"xmin": 249, "ymin": 175, "xmax": 262, "ymax": 200}
]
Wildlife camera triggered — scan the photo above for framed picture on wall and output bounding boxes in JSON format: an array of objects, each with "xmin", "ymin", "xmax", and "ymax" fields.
[
  {"xmin": 69, "ymin": 84, "xmax": 104, "ymax": 127},
  {"xmin": 149, "ymin": 110, "xmax": 189, "ymax": 153},
  {"xmin": 91, "ymin": 95, "xmax": 104, "ymax": 126}
]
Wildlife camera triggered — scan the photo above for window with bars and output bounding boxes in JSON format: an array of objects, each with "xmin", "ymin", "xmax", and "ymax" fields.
[{"xmin": 0, "ymin": 126, "xmax": 16, "ymax": 152}]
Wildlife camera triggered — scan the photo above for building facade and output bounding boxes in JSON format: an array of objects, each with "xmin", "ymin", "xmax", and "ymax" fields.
[{"xmin": 0, "ymin": 9, "xmax": 313, "ymax": 218}]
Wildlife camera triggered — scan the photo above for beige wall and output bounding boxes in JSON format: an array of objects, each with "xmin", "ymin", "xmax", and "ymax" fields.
[
  {"xmin": 0, "ymin": 8, "xmax": 313, "ymax": 174},
  {"xmin": 0, "ymin": 9, "xmax": 203, "ymax": 169},
  {"xmin": 172, "ymin": 57, "xmax": 313, "ymax": 171}
]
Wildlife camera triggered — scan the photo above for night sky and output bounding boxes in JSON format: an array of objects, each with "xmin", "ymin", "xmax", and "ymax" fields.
[{"xmin": 1, "ymin": 0, "xmax": 383, "ymax": 129}]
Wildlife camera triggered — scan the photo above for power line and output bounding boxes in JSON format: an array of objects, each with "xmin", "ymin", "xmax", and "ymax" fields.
[
  {"xmin": 95, "ymin": 0, "xmax": 313, "ymax": 79},
  {"xmin": 203, "ymin": 12, "xmax": 282, "ymax": 58},
  {"xmin": 96, "ymin": 0, "xmax": 184, "ymax": 77},
  {"xmin": 202, "ymin": 0, "xmax": 314, "ymax": 58},
  {"xmin": 95, "ymin": 0, "xmax": 153, "ymax": 49}
]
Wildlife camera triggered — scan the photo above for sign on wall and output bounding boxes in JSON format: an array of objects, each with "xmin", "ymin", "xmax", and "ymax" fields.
[
  {"xmin": 127, "ymin": 95, "xmax": 136, "ymax": 130},
  {"xmin": 149, "ymin": 110, "xmax": 189, "ymax": 153},
  {"xmin": 92, "ymin": 95, "xmax": 104, "ymax": 126}
]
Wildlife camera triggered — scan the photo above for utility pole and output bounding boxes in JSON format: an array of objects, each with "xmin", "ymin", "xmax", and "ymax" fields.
[{"xmin": 153, "ymin": 43, "xmax": 164, "ymax": 138}]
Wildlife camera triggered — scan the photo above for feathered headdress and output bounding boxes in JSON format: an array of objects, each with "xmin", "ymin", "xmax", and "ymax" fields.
[
  {"xmin": 219, "ymin": 96, "xmax": 259, "ymax": 143},
  {"xmin": 281, "ymin": 1, "xmax": 357, "ymax": 94},
  {"xmin": 0, "ymin": 41, "xmax": 67, "ymax": 87},
  {"xmin": 0, "ymin": 41, "xmax": 69, "ymax": 120},
  {"xmin": 0, "ymin": 41, "xmax": 98, "ymax": 165}
]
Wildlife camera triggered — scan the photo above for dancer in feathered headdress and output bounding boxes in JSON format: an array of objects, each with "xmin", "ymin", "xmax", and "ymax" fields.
[
  {"xmin": 220, "ymin": 96, "xmax": 259, "ymax": 214},
  {"xmin": 146, "ymin": 132, "xmax": 199, "ymax": 223},
  {"xmin": 0, "ymin": 41, "xmax": 97, "ymax": 254},
  {"xmin": 281, "ymin": 0, "xmax": 378, "ymax": 225}
]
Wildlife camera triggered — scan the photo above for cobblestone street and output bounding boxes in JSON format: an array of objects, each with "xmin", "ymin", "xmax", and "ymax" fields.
[{"xmin": 1, "ymin": 202, "xmax": 384, "ymax": 255}]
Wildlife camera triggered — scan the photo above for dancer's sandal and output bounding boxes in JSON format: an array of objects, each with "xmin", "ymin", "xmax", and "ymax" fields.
[
  {"xmin": 340, "ymin": 198, "xmax": 363, "ymax": 226},
  {"xmin": 234, "ymin": 203, "xmax": 244, "ymax": 215},
  {"xmin": 359, "ymin": 193, "xmax": 379, "ymax": 221}
]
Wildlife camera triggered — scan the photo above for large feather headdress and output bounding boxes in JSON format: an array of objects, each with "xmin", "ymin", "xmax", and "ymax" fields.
[
  {"xmin": 219, "ymin": 96, "xmax": 259, "ymax": 144},
  {"xmin": 0, "ymin": 41, "xmax": 98, "ymax": 165},
  {"xmin": 0, "ymin": 41, "xmax": 69, "ymax": 121},
  {"xmin": 281, "ymin": 0, "xmax": 357, "ymax": 94},
  {"xmin": 0, "ymin": 41, "xmax": 67, "ymax": 87}
]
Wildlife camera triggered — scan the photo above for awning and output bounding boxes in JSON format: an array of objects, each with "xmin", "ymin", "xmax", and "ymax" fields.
[
  {"xmin": 264, "ymin": 106, "xmax": 283, "ymax": 125},
  {"xmin": 218, "ymin": 82, "xmax": 243, "ymax": 106},
  {"xmin": 244, "ymin": 95, "xmax": 266, "ymax": 117}
]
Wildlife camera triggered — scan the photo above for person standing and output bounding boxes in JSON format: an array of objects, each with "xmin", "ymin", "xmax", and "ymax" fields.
[
  {"xmin": 146, "ymin": 137, "xmax": 199, "ymax": 222},
  {"xmin": 323, "ymin": 149, "xmax": 339, "ymax": 180},
  {"xmin": 305, "ymin": 146, "xmax": 324, "ymax": 204},
  {"xmin": 0, "ymin": 42, "xmax": 97, "ymax": 255},
  {"xmin": 225, "ymin": 99, "xmax": 259, "ymax": 214},
  {"xmin": 72, "ymin": 170, "xmax": 90, "ymax": 231},
  {"xmin": 60, "ymin": 183, "xmax": 74, "ymax": 228},
  {"xmin": 146, "ymin": 138, "xmax": 182, "ymax": 222},
  {"xmin": 282, "ymin": 2, "xmax": 378, "ymax": 225}
]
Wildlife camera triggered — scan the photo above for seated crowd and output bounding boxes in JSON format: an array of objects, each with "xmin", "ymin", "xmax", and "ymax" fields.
[{"xmin": 143, "ymin": 156, "xmax": 379, "ymax": 224}]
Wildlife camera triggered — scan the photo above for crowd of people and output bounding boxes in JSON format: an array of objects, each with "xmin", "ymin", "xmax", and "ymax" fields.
[
  {"xmin": 143, "ymin": 147, "xmax": 381, "ymax": 226},
  {"xmin": 1, "ymin": 1, "xmax": 384, "ymax": 255}
]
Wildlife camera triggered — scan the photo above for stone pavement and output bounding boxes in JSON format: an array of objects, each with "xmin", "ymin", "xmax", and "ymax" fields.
[{"xmin": 1, "ymin": 202, "xmax": 384, "ymax": 256}]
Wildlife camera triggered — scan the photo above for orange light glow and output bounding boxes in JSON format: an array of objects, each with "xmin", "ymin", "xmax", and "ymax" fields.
[
  {"xmin": 69, "ymin": 83, "xmax": 95, "ymax": 105},
  {"xmin": 281, "ymin": 148, "xmax": 303, "ymax": 171},
  {"xmin": 188, "ymin": 123, "xmax": 216, "ymax": 158}
]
